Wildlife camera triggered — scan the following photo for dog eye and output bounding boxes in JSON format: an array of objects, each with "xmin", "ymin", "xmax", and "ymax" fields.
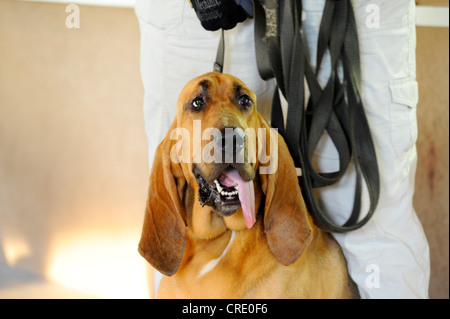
[
  {"xmin": 238, "ymin": 94, "xmax": 252, "ymax": 108},
  {"xmin": 191, "ymin": 96, "xmax": 205, "ymax": 110}
]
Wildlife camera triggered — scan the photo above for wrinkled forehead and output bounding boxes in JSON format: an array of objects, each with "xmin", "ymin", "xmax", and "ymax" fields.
[{"xmin": 177, "ymin": 73, "xmax": 255, "ymax": 110}]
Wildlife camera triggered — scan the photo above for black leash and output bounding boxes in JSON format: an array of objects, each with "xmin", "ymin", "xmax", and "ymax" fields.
[
  {"xmin": 214, "ymin": 29, "xmax": 225, "ymax": 73},
  {"xmin": 253, "ymin": 0, "xmax": 380, "ymax": 232}
]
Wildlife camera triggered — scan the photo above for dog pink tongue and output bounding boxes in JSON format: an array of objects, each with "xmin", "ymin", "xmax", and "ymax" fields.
[{"xmin": 219, "ymin": 169, "xmax": 255, "ymax": 229}]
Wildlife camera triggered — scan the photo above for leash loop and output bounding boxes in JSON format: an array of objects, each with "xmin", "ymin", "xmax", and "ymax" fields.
[{"xmin": 254, "ymin": 0, "xmax": 380, "ymax": 232}]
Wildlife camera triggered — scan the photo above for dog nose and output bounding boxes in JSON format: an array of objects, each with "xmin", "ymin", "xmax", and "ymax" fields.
[{"xmin": 214, "ymin": 127, "xmax": 245, "ymax": 155}]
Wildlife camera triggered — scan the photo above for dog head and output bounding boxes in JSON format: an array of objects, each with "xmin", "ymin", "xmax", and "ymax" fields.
[{"xmin": 138, "ymin": 73, "xmax": 312, "ymax": 276}]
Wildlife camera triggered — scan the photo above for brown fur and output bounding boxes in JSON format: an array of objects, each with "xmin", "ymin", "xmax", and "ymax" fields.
[{"xmin": 138, "ymin": 73, "xmax": 359, "ymax": 299}]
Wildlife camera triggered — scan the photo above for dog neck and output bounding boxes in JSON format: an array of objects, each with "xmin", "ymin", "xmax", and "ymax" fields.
[
  {"xmin": 196, "ymin": 230, "xmax": 236, "ymax": 279},
  {"xmin": 177, "ymin": 218, "xmax": 278, "ymax": 295}
]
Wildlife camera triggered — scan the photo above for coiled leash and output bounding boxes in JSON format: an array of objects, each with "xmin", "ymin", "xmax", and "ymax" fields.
[{"xmin": 254, "ymin": 0, "xmax": 380, "ymax": 232}]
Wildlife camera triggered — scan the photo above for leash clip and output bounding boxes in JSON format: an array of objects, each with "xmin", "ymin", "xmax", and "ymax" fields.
[
  {"xmin": 213, "ymin": 29, "xmax": 225, "ymax": 73},
  {"xmin": 213, "ymin": 62, "xmax": 223, "ymax": 73}
]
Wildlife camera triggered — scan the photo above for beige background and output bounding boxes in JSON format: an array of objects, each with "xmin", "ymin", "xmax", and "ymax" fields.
[
  {"xmin": 415, "ymin": 25, "xmax": 449, "ymax": 299},
  {"xmin": 0, "ymin": 0, "xmax": 151, "ymax": 298},
  {"xmin": 0, "ymin": 0, "xmax": 448, "ymax": 298},
  {"xmin": 416, "ymin": 0, "xmax": 448, "ymax": 5}
]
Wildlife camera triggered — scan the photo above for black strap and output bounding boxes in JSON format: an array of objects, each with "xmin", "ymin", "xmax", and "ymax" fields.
[
  {"xmin": 214, "ymin": 29, "xmax": 225, "ymax": 73},
  {"xmin": 254, "ymin": 0, "xmax": 380, "ymax": 233}
]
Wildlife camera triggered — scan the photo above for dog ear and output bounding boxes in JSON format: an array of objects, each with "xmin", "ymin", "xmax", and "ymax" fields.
[
  {"xmin": 258, "ymin": 114, "xmax": 313, "ymax": 265},
  {"xmin": 138, "ymin": 119, "xmax": 187, "ymax": 276}
]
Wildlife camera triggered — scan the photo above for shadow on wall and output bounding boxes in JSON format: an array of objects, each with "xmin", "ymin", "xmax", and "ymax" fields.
[
  {"xmin": 0, "ymin": 0, "xmax": 151, "ymax": 298},
  {"xmin": 0, "ymin": 228, "xmax": 6, "ymax": 265}
]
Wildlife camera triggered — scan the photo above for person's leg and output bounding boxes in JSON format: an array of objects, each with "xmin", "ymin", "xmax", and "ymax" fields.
[
  {"xmin": 302, "ymin": 0, "xmax": 430, "ymax": 298},
  {"xmin": 135, "ymin": 0, "xmax": 275, "ymax": 297}
]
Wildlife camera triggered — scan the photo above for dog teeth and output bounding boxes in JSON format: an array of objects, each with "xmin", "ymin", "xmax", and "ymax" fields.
[
  {"xmin": 221, "ymin": 190, "xmax": 238, "ymax": 196},
  {"xmin": 214, "ymin": 179, "xmax": 223, "ymax": 193},
  {"xmin": 214, "ymin": 179, "xmax": 238, "ymax": 197}
]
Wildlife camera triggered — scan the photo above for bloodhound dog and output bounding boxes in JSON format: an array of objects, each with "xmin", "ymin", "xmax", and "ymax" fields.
[{"xmin": 138, "ymin": 72, "xmax": 359, "ymax": 299}]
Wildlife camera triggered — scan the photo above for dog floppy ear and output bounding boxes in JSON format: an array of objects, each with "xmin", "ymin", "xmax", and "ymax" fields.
[
  {"xmin": 138, "ymin": 119, "xmax": 187, "ymax": 276},
  {"xmin": 258, "ymin": 114, "xmax": 313, "ymax": 265}
]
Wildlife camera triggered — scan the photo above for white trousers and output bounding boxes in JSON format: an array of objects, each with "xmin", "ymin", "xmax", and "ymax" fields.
[{"xmin": 135, "ymin": 0, "xmax": 430, "ymax": 298}]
